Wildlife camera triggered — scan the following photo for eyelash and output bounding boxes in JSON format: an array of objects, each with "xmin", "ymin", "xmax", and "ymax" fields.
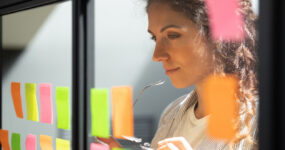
[
  {"xmin": 168, "ymin": 33, "xmax": 181, "ymax": 39},
  {"xmin": 150, "ymin": 33, "xmax": 181, "ymax": 41}
]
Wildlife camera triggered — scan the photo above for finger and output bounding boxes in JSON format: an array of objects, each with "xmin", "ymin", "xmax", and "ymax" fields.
[
  {"xmin": 158, "ymin": 137, "xmax": 184, "ymax": 145},
  {"xmin": 158, "ymin": 143, "xmax": 179, "ymax": 150},
  {"xmin": 167, "ymin": 143, "xmax": 179, "ymax": 150},
  {"xmin": 158, "ymin": 144, "xmax": 170, "ymax": 150},
  {"xmin": 158, "ymin": 137, "xmax": 192, "ymax": 150}
]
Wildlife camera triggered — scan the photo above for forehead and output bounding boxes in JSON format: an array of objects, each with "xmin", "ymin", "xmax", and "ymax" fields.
[{"xmin": 147, "ymin": 2, "xmax": 193, "ymax": 28}]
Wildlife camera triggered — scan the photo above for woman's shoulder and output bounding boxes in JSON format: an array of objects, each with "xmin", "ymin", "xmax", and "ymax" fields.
[
  {"xmin": 159, "ymin": 90, "xmax": 197, "ymax": 124},
  {"xmin": 164, "ymin": 93, "xmax": 190, "ymax": 112}
]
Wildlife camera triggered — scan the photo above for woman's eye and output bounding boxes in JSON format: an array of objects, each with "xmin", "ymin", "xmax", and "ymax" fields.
[{"xmin": 168, "ymin": 33, "xmax": 181, "ymax": 39}]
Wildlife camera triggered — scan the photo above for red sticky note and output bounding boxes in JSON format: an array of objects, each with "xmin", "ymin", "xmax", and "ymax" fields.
[
  {"xmin": 111, "ymin": 86, "xmax": 134, "ymax": 139},
  {"xmin": 90, "ymin": 143, "xmax": 109, "ymax": 150},
  {"xmin": 11, "ymin": 82, "xmax": 24, "ymax": 119},
  {"xmin": 0, "ymin": 129, "xmax": 11, "ymax": 150},
  {"xmin": 25, "ymin": 134, "xmax": 36, "ymax": 150},
  {"xmin": 205, "ymin": 0, "xmax": 245, "ymax": 41},
  {"xmin": 39, "ymin": 83, "xmax": 53, "ymax": 124},
  {"xmin": 203, "ymin": 75, "xmax": 238, "ymax": 141}
]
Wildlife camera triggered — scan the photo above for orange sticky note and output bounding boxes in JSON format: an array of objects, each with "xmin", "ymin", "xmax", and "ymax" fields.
[
  {"xmin": 40, "ymin": 135, "xmax": 53, "ymax": 150},
  {"xmin": 203, "ymin": 75, "xmax": 238, "ymax": 141},
  {"xmin": 111, "ymin": 86, "xmax": 134, "ymax": 139},
  {"xmin": 11, "ymin": 82, "xmax": 24, "ymax": 119},
  {"xmin": 0, "ymin": 129, "xmax": 11, "ymax": 150}
]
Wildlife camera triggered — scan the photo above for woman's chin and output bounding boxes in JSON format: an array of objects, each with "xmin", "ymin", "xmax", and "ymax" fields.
[{"xmin": 171, "ymin": 80, "xmax": 190, "ymax": 88}]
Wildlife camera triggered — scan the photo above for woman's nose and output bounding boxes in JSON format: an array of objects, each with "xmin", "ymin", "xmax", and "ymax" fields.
[{"xmin": 152, "ymin": 42, "xmax": 169, "ymax": 62}]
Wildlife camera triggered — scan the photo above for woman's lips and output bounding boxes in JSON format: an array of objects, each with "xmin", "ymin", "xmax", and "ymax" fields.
[{"xmin": 165, "ymin": 67, "xmax": 180, "ymax": 75}]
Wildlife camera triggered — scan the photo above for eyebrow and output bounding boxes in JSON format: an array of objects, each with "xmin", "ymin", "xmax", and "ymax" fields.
[{"xmin": 148, "ymin": 24, "xmax": 182, "ymax": 34}]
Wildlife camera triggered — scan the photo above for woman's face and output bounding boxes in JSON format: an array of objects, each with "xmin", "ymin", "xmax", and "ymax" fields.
[{"xmin": 147, "ymin": 2, "xmax": 214, "ymax": 88}]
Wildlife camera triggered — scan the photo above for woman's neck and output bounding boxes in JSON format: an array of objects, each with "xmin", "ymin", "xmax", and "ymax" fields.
[{"xmin": 194, "ymin": 79, "xmax": 209, "ymax": 119}]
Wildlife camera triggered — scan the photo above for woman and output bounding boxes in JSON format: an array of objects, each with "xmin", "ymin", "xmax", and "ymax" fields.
[
  {"xmin": 146, "ymin": 0, "xmax": 258, "ymax": 149},
  {"xmin": 99, "ymin": 0, "xmax": 258, "ymax": 149}
]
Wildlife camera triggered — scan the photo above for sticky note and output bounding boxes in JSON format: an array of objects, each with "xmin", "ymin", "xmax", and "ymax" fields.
[
  {"xmin": 11, "ymin": 82, "xmax": 24, "ymax": 119},
  {"xmin": 25, "ymin": 134, "xmax": 36, "ymax": 150},
  {"xmin": 40, "ymin": 135, "xmax": 53, "ymax": 150},
  {"xmin": 0, "ymin": 129, "xmax": 11, "ymax": 150},
  {"xmin": 111, "ymin": 86, "xmax": 134, "ymax": 139},
  {"xmin": 11, "ymin": 133, "xmax": 21, "ymax": 150},
  {"xmin": 91, "ymin": 88, "xmax": 110, "ymax": 138},
  {"xmin": 56, "ymin": 138, "xmax": 70, "ymax": 150},
  {"xmin": 56, "ymin": 87, "xmax": 70, "ymax": 130},
  {"xmin": 25, "ymin": 83, "xmax": 39, "ymax": 121},
  {"xmin": 112, "ymin": 148, "xmax": 129, "ymax": 150},
  {"xmin": 205, "ymin": 0, "xmax": 244, "ymax": 41},
  {"xmin": 203, "ymin": 75, "xmax": 238, "ymax": 141},
  {"xmin": 39, "ymin": 83, "xmax": 53, "ymax": 124},
  {"xmin": 90, "ymin": 143, "xmax": 109, "ymax": 150}
]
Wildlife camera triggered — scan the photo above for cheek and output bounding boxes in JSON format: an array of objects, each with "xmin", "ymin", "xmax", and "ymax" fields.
[
  {"xmin": 172, "ymin": 43, "xmax": 201, "ymax": 68},
  {"xmin": 169, "ymin": 35, "xmax": 213, "ymax": 72},
  {"xmin": 168, "ymin": 46, "xmax": 212, "ymax": 88},
  {"xmin": 177, "ymin": 44, "xmax": 213, "ymax": 77}
]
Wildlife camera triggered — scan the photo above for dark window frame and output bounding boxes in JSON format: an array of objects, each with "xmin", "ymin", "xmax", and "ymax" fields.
[{"xmin": 258, "ymin": 0, "xmax": 285, "ymax": 150}]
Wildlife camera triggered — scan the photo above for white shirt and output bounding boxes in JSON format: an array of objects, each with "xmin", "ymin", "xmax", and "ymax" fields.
[
  {"xmin": 150, "ymin": 90, "xmax": 258, "ymax": 150},
  {"xmin": 172, "ymin": 102, "xmax": 209, "ymax": 149}
]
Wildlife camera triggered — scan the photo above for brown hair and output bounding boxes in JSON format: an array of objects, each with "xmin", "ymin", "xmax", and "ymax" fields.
[{"xmin": 146, "ymin": 0, "xmax": 258, "ymax": 148}]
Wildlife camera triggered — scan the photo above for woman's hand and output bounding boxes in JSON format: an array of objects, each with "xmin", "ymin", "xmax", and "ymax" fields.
[
  {"xmin": 96, "ymin": 136, "xmax": 122, "ymax": 148},
  {"xmin": 157, "ymin": 137, "xmax": 193, "ymax": 150}
]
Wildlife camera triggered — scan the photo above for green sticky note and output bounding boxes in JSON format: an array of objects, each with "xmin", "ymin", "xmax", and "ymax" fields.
[
  {"xmin": 25, "ymin": 83, "xmax": 39, "ymax": 121},
  {"xmin": 56, "ymin": 87, "xmax": 70, "ymax": 130},
  {"xmin": 91, "ymin": 88, "xmax": 110, "ymax": 138},
  {"xmin": 12, "ymin": 133, "xmax": 21, "ymax": 150}
]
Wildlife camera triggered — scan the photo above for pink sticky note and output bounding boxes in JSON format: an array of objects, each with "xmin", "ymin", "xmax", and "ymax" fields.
[
  {"xmin": 205, "ymin": 0, "xmax": 245, "ymax": 41},
  {"xmin": 90, "ymin": 143, "xmax": 109, "ymax": 150},
  {"xmin": 26, "ymin": 134, "xmax": 36, "ymax": 150},
  {"xmin": 39, "ymin": 83, "xmax": 53, "ymax": 124}
]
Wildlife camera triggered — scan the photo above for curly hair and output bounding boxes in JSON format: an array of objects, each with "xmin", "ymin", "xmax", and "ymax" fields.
[{"xmin": 146, "ymin": 0, "xmax": 258, "ymax": 149}]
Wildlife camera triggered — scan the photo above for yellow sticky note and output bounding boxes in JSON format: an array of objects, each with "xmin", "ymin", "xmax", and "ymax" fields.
[
  {"xmin": 56, "ymin": 138, "xmax": 70, "ymax": 150},
  {"xmin": 40, "ymin": 135, "xmax": 53, "ymax": 150},
  {"xmin": 25, "ymin": 83, "xmax": 39, "ymax": 122}
]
